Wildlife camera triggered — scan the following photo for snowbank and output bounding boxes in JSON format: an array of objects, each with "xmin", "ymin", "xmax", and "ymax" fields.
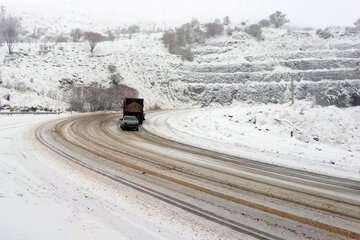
[{"xmin": 144, "ymin": 101, "xmax": 360, "ymax": 180}]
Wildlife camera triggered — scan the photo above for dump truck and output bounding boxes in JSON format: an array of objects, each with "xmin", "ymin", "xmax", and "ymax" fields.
[{"xmin": 123, "ymin": 98, "xmax": 145, "ymax": 124}]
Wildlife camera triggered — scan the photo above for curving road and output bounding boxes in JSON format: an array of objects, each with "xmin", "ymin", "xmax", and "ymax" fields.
[{"xmin": 36, "ymin": 112, "xmax": 360, "ymax": 240}]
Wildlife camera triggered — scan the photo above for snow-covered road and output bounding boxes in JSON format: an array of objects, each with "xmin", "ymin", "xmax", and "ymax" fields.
[
  {"xmin": 0, "ymin": 114, "xmax": 237, "ymax": 240},
  {"xmin": 34, "ymin": 113, "xmax": 360, "ymax": 239},
  {"xmin": 2, "ymin": 111, "xmax": 360, "ymax": 240}
]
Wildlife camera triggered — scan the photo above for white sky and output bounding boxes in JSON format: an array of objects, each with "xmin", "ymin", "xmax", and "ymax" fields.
[{"xmin": 2, "ymin": 0, "xmax": 360, "ymax": 27}]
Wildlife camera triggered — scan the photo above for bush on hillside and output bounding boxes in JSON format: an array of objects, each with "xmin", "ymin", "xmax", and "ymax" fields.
[
  {"xmin": 269, "ymin": 11, "xmax": 290, "ymax": 28},
  {"xmin": 258, "ymin": 19, "xmax": 271, "ymax": 27},
  {"xmin": 108, "ymin": 64, "xmax": 117, "ymax": 73},
  {"xmin": 109, "ymin": 73, "xmax": 124, "ymax": 86},
  {"xmin": 178, "ymin": 47, "xmax": 194, "ymax": 61},
  {"xmin": 316, "ymin": 29, "xmax": 333, "ymax": 39},
  {"xmin": 245, "ymin": 24, "xmax": 263, "ymax": 40}
]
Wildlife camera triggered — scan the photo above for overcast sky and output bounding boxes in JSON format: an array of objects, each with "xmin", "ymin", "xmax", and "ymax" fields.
[{"xmin": 3, "ymin": 0, "xmax": 360, "ymax": 27}]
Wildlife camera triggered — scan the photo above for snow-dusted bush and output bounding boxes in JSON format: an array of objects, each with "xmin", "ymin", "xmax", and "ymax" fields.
[
  {"xmin": 59, "ymin": 78, "xmax": 75, "ymax": 91},
  {"xmin": 315, "ymin": 88, "xmax": 351, "ymax": 108},
  {"xmin": 245, "ymin": 24, "xmax": 263, "ymax": 40},
  {"xmin": 178, "ymin": 47, "xmax": 194, "ymax": 61},
  {"xmin": 258, "ymin": 19, "xmax": 271, "ymax": 28},
  {"xmin": 108, "ymin": 64, "xmax": 117, "ymax": 73},
  {"xmin": 269, "ymin": 11, "xmax": 290, "ymax": 28},
  {"xmin": 109, "ymin": 73, "xmax": 124, "ymax": 86},
  {"xmin": 316, "ymin": 29, "xmax": 333, "ymax": 39},
  {"xmin": 162, "ymin": 21, "xmax": 201, "ymax": 61},
  {"xmin": 14, "ymin": 81, "xmax": 30, "ymax": 92}
]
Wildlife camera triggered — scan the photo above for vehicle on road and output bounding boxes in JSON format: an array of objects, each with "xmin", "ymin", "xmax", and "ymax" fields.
[
  {"xmin": 123, "ymin": 98, "xmax": 145, "ymax": 124},
  {"xmin": 119, "ymin": 115, "xmax": 140, "ymax": 131}
]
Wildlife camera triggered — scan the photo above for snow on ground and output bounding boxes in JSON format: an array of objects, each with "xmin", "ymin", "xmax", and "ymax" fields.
[
  {"xmin": 144, "ymin": 101, "xmax": 360, "ymax": 180},
  {"xmin": 0, "ymin": 35, "xmax": 182, "ymax": 110},
  {"xmin": 0, "ymin": 114, "xmax": 241, "ymax": 240},
  {"xmin": 1, "ymin": 27, "xmax": 359, "ymax": 110}
]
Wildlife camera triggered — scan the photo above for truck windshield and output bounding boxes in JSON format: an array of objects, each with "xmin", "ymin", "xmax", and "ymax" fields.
[{"xmin": 124, "ymin": 116, "xmax": 138, "ymax": 121}]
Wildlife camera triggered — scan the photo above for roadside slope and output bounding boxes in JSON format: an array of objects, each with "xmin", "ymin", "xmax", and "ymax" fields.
[{"xmin": 143, "ymin": 101, "xmax": 360, "ymax": 180}]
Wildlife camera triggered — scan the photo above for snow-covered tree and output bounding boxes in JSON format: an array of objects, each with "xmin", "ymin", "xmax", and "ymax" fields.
[
  {"xmin": 84, "ymin": 32, "xmax": 105, "ymax": 54},
  {"xmin": 269, "ymin": 11, "xmax": 290, "ymax": 28},
  {"xmin": 223, "ymin": 16, "xmax": 231, "ymax": 26},
  {"xmin": 0, "ymin": 14, "xmax": 21, "ymax": 54},
  {"xmin": 70, "ymin": 28, "xmax": 83, "ymax": 42}
]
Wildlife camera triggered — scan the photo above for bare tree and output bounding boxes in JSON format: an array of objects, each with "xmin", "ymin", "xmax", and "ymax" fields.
[
  {"xmin": 223, "ymin": 16, "xmax": 231, "ymax": 26},
  {"xmin": 70, "ymin": 28, "xmax": 83, "ymax": 42},
  {"xmin": 84, "ymin": 31, "xmax": 105, "ymax": 54},
  {"xmin": 0, "ymin": 15, "xmax": 21, "ymax": 54}
]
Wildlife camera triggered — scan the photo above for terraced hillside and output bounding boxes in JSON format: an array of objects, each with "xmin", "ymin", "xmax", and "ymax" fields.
[{"xmin": 164, "ymin": 28, "xmax": 360, "ymax": 107}]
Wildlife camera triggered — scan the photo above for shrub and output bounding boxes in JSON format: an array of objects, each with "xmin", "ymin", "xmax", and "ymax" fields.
[
  {"xmin": 258, "ymin": 19, "xmax": 271, "ymax": 27},
  {"xmin": 245, "ymin": 24, "xmax": 263, "ymax": 40},
  {"xmin": 269, "ymin": 11, "xmax": 290, "ymax": 28},
  {"xmin": 108, "ymin": 64, "xmax": 117, "ymax": 73},
  {"xmin": 316, "ymin": 29, "xmax": 333, "ymax": 39},
  {"xmin": 109, "ymin": 73, "xmax": 124, "ymax": 86},
  {"xmin": 178, "ymin": 47, "xmax": 194, "ymax": 61},
  {"xmin": 315, "ymin": 88, "xmax": 351, "ymax": 108}
]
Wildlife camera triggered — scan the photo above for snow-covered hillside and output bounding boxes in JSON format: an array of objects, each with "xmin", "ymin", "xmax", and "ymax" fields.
[{"xmin": 1, "ymin": 27, "xmax": 360, "ymax": 110}]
